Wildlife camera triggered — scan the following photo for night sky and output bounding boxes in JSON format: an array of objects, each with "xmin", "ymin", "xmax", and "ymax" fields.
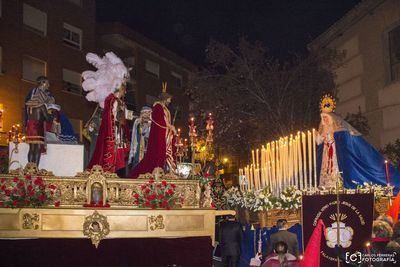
[{"xmin": 96, "ymin": 0, "xmax": 362, "ymax": 65}]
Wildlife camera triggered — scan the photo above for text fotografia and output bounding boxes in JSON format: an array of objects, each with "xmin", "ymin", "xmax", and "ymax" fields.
[{"xmin": 345, "ymin": 252, "xmax": 397, "ymax": 264}]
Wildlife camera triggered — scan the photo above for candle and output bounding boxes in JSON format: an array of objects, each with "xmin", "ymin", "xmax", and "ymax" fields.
[
  {"xmin": 302, "ymin": 132, "xmax": 307, "ymax": 190},
  {"xmin": 385, "ymin": 160, "xmax": 390, "ymax": 185},
  {"xmin": 293, "ymin": 137, "xmax": 298, "ymax": 188},
  {"xmin": 308, "ymin": 130, "xmax": 312, "ymax": 190},
  {"xmin": 313, "ymin": 129, "xmax": 317, "ymax": 189},
  {"xmin": 256, "ymin": 148, "xmax": 259, "ymax": 169},
  {"xmin": 252, "ymin": 150, "xmax": 255, "ymax": 167},
  {"xmin": 298, "ymin": 132, "xmax": 303, "ymax": 190}
]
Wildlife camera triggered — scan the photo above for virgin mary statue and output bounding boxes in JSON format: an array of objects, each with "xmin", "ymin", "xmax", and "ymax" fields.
[{"xmin": 316, "ymin": 95, "xmax": 400, "ymax": 193}]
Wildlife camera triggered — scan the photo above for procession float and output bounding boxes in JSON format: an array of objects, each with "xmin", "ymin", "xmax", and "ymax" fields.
[{"xmin": 0, "ymin": 52, "xmax": 231, "ymax": 266}]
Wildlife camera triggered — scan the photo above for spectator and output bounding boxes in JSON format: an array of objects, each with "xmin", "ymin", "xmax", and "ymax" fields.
[
  {"xmin": 266, "ymin": 219, "xmax": 299, "ymax": 258},
  {"xmin": 377, "ymin": 214, "xmax": 394, "ymax": 228},
  {"xmin": 219, "ymin": 215, "xmax": 243, "ymax": 267},
  {"xmin": 262, "ymin": 241, "xmax": 299, "ymax": 267}
]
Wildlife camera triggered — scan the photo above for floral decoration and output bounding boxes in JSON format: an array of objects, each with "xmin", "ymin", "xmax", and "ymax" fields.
[
  {"xmin": 355, "ymin": 181, "xmax": 393, "ymax": 200},
  {"xmin": 0, "ymin": 176, "xmax": 59, "ymax": 208},
  {"xmin": 277, "ymin": 186, "xmax": 302, "ymax": 210},
  {"xmin": 133, "ymin": 180, "xmax": 178, "ymax": 210}
]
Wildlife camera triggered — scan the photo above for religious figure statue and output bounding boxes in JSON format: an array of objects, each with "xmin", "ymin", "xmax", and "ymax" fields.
[
  {"xmin": 82, "ymin": 52, "xmax": 133, "ymax": 174},
  {"xmin": 128, "ymin": 82, "xmax": 177, "ymax": 178},
  {"xmin": 83, "ymin": 106, "xmax": 103, "ymax": 160},
  {"xmin": 316, "ymin": 94, "xmax": 400, "ymax": 191},
  {"xmin": 24, "ymin": 76, "xmax": 55, "ymax": 166},
  {"xmin": 128, "ymin": 106, "xmax": 152, "ymax": 167}
]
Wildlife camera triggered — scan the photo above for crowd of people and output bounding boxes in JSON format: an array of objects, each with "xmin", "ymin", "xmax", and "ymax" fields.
[{"xmin": 369, "ymin": 215, "xmax": 400, "ymax": 266}]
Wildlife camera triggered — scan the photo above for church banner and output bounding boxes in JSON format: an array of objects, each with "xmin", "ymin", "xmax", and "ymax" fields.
[{"xmin": 302, "ymin": 193, "xmax": 374, "ymax": 267}]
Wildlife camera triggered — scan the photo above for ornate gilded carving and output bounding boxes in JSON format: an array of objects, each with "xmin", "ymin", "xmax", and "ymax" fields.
[
  {"xmin": 9, "ymin": 162, "xmax": 54, "ymax": 176},
  {"xmin": 148, "ymin": 215, "xmax": 165, "ymax": 231},
  {"xmin": 85, "ymin": 165, "xmax": 108, "ymax": 206},
  {"xmin": 83, "ymin": 211, "xmax": 110, "ymax": 248},
  {"xmin": 22, "ymin": 213, "xmax": 40, "ymax": 230},
  {"xmin": 1, "ymin": 165, "xmax": 201, "ymax": 208},
  {"xmin": 75, "ymin": 165, "xmax": 118, "ymax": 179}
]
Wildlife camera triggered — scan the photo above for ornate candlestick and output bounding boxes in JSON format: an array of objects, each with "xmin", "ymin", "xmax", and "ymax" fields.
[
  {"xmin": 189, "ymin": 117, "xmax": 197, "ymax": 162},
  {"xmin": 8, "ymin": 124, "xmax": 25, "ymax": 172},
  {"xmin": 175, "ymin": 128, "xmax": 184, "ymax": 163}
]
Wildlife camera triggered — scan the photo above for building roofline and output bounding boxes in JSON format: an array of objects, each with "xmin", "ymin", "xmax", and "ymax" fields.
[
  {"xmin": 308, "ymin": 0, "xmax": 386, "ymax": 50},
  {"xmin": 97, "ymin": 22, "xmax": 197, "ymax": 72}
]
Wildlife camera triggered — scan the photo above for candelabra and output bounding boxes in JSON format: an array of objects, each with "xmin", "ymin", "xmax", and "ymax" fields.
[
  {"xmin": 205, "ymin": 113, "xmax": 214, "ymax": 162},
  {"xmin": 8, "ymin": 124, "xmax": 25, "ymax": 172},
  {"xmin": 189, "ymin": 117, "xmax": 197, "ymax": 163},
  {"xmin": 175, "ymin": 128, "xmax": 184, "ymax": 163}
]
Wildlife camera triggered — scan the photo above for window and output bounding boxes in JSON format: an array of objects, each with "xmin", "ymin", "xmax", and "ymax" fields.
[
  {"xmin": 63, "ymin": 23, "xmax": 82, "ymax": 50},
  {"xmin": 389, "ymin": 25, "xmax": 400, "ymax": 81},
  {"xmin": 171, "ymin": 71, "xmax": 183, "ymax": 88},
  {"xmin": 23, "ymin": 4, "xmax": 47, "ymax": 36},
  {"xmin": 66, "ymin": 0, "xmax": 82, "ymax": 7},
  {"xmin": 22, "ymin": 56, "xmax": 46, "ymax": 82},
  {"xmin": 145, "ymin": 59, "xmax": 160, "ymax": 78},
  {"xmin": 63, "ymin": 68, "xmax": 82, "ymax": 95}
]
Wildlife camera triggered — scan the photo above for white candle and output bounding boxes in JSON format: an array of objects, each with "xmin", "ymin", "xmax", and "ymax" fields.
[
  {"xmin": 302, "ymin": 132, "xmax": 307, "ymax": 190},
  {"xmin": 308, "ymin": 130, "xmax": 312, "ymax": 191},
  {"xmin": 313, "ymin": 129, "xmax": 317, "ymax": 189}
]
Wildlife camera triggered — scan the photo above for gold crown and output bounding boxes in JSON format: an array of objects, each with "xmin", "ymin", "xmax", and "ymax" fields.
[
  {"xmin": 320, "ymin": 94, "xmax": 336, "ymax": 113},
  {"xmin": 162, "ymin": 82, "xmax": 168, "ymax": 93}
]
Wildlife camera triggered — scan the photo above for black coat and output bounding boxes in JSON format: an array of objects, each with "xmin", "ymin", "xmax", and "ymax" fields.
[
  {"xmin": 219, "ymin": 220, "xmax": 243, "ymax": 256},
  {"xmin": 266, "ymin": 230, "xmax": 299, "ymax": 257}
]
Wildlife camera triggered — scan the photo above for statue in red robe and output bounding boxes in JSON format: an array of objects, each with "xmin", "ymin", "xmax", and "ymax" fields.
[
  {"xmin": 128, "ymin": 86, "xmax": 177, "ymax": 178},
  {"xmin": 87, "ymin": 84, "xmax": 131, "ymax": 173}
]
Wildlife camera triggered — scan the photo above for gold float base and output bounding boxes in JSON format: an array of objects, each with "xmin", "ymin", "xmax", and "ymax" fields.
[{"xmin": 0, "ymin": 208, "xmax": 219, "ymax": 246}]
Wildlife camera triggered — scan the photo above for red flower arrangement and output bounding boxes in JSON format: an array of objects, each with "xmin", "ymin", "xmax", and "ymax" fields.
[
  {"xmin": 133, "ymin": 180, "xmax": 177, "ymax": 210},
  {"xmin": 0, "ymin": 176, "xmax": 58, "ymax": 208}
]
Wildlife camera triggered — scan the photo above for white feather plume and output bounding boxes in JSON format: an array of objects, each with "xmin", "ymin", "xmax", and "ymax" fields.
[{"xmin": 81, "ymin": 52, "xmax": 129, "ymax": 108}]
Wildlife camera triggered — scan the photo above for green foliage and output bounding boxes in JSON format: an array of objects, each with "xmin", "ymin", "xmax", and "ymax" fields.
[
  {"xmin": 344, "ymin": 107, "xmax": 370, "ymax": 136},
  {"xmin": 381, "ymin": 139, "xmax": 400, "ymax": 169},
  {"xmin": 0, "ymin": 147, "xmax": 8, "ymax": 174},
  {"xmin": 188, "ymin": 38, "xmax": 343, "ymax": 163}
]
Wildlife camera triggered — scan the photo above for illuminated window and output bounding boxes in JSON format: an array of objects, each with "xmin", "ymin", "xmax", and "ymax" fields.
[
  {"xmin": 145, "ymin": 59, "xmax": 160, "ymax": 78},
  {"xmin": 388, "ymin": 25, "xmax": 400, "ymax": 81},
  {"xmin": 23, "ymin": 4, "xmax": 47, "ymax": 36},
  {"xmin": 22, "ymin": 56, "xmax": 46, "ymax": 82},
  {"xmin": 62, "ymin": 68, "xmax": 82, "ymax": 95},
  {"xmin": 63, "ymin": 23, "xmax": 82, "ymax": 50}
]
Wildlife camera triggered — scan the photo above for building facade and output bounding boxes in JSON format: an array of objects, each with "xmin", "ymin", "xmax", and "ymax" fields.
[
  {"xmin": 0, "ymin": 0, "xmax": 96, "ymax": 143},
  {"xmin": 98, "ymin": 22, "xmax": 195, "ymax": 130},
  {"xmin": 309, "ymin": 0, "xmax": 400, "ymax": 149},
  {"xmin": 0, "ymin": 1, "xmax": 195, "ymax": 144}
]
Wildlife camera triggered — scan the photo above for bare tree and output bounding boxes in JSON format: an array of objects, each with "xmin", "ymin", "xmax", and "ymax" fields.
[{"xmin": 187, "ymin": 38, "xmax": 343, "ymax": 163}]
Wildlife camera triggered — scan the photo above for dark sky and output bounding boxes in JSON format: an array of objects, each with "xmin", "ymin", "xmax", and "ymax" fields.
[{"xmin": 96, "ymin": 0, "xmax": 361, "ymax": 65}]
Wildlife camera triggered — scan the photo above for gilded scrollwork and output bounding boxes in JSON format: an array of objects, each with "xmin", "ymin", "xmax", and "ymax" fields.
[
  {"xmin": 148, "ymin": 215, "xmax": 165, "ymax": 231},
  {"xmin": 22, "ymin": 213, "xmax": 40, "ymax": 230},
  {"xmin": 83, "ymin": 211, "xmax": 110, "ymax": 248},
  {"xmin": 9, "ymin": 162, "xmax": 54, "ymax": 176},
  {"xmin": 2, "ymin": 165, "xmax": 201, "ymax": 208}
]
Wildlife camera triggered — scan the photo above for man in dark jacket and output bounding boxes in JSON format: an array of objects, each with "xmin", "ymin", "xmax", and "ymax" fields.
[
  {"xmin": 219, "ymin": 215, "xmax": 243, "ymax": 267},
  {"xmin": 266, "ymin": 219, "xmax": 299, "ymax": 258}
]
